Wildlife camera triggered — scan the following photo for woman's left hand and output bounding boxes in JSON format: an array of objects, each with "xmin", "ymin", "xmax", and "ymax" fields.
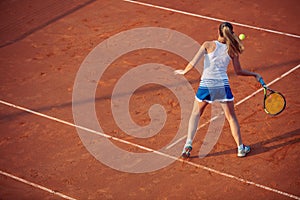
[{"xmin": 174, "ymin": 69, "xmax": 185, "ymax": 75}]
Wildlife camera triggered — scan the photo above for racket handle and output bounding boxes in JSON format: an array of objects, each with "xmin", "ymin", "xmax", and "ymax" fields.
[{"xmin": 259, "ymin": 77, "xmax": 266, "ymax": 87}]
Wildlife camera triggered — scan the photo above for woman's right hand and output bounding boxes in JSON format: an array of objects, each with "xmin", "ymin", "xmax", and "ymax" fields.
[{"xmin": 255, "ymin": 73, "xmax": 262, "ymax": 82}]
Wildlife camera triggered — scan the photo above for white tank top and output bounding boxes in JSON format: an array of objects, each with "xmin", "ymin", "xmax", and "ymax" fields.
[{"xmin": 201, "ymin": 41, "xmax": 231, "ymax": 80}]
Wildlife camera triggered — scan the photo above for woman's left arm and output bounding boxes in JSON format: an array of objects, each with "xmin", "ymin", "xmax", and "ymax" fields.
[{"xmin": 174, "ymin": 43, "xmax": 207, "ymax": 75}]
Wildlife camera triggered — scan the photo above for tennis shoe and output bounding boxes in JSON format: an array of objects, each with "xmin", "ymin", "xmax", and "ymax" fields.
[
  {"xmin": 237, "ymin": 145, "xmax": 250, "ymax": 157},
  {"xmin": 181, "ymin": 144, "xmax": 192, "ymax": 158}
]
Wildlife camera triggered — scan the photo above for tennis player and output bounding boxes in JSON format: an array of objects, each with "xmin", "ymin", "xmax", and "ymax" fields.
[{"xmin": 175, "ymin": 22, "xmax": 261, "ymax": 158}]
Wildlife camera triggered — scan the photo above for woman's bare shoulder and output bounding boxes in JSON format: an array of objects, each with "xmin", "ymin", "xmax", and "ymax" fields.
[
  {"xmin": 202, "ymin": 41, "xmax": 216, "ymax": 53},
  {"xmin": 202, "ymin": 40, "xmax": 215, "ymax": 46}
]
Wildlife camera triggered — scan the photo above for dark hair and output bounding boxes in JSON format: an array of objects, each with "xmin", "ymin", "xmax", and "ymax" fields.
[
  {"xmin": 219, "ymin": 22, "xmax": 244, "ymax": 57},
  {"xmin": 219, "ymin": 22, "xmax": 234, "ymax": 37}
]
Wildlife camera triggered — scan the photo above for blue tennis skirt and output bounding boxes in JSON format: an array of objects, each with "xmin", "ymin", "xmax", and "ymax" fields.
[{"xmin": 195, "ymin": 79, "xmax": 234, "ymax": 103}]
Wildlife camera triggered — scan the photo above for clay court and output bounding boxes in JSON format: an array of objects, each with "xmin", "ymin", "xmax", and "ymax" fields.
[{"xmin": 0, "ymin": 0, "xmax": 299, "ymax": 199}]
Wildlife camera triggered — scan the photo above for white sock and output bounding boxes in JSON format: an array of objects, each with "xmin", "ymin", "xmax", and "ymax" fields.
[
  {"xmin": 238, "ymin": 144, "xmax": 244, "ymax": 150},
  {"xmin": 186, "ymin": 139, "xmax": 193, "ymax": 146}
]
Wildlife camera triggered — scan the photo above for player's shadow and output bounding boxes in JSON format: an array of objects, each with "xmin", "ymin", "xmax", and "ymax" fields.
[{"xmin": 203, "ymin": 128, "xmax": 300, "ymax": 158}]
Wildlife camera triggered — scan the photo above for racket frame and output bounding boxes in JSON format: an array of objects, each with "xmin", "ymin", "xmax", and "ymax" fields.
[
  {"xmin": 259, "ymin": 77, "xmax": 286, "ymax": 116},
  {"xmin": 262, "ymin": 86, "xmax": 286, "ymax": 116}
]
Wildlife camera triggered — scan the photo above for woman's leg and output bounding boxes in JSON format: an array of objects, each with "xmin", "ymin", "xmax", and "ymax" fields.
[
  {"xmin": 182, "ymin": 100, "xmax": 208, "ymax": 157},
  {"xmin": 220, "ymin": 101, "xmax": 242, "ymax": 147},
  {"xmin": 185, "ymin": 100, "xmax": 208, "ymax": 144},
  {"xmin": 220, "ymin": 101, "xmax": 250, "ymax": 157}
]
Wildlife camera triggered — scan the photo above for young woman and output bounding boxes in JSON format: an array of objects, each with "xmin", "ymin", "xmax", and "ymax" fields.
[{"xmin": 175, "ymin": 22, "xmax": 261, "ymax": 158}]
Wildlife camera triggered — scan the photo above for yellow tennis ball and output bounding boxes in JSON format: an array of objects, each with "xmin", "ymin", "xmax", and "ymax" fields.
[{"xmin": 239, "ymin": 33, "xmax": 246, "ymax": 40}]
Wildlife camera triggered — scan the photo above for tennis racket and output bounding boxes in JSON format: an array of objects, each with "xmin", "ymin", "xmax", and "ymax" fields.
[{"xmin": 259, "ymin": 77, "xmax": 286, "ymax": 116}]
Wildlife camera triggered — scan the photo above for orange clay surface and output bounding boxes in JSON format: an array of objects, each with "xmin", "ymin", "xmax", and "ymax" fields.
[{"xmin": 0, "ymin": 0, "xmax": 299, "ymax": 199}]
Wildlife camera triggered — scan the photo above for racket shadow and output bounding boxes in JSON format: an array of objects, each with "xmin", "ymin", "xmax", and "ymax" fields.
[{"xmin": 202, "ymin": 128, "xmax": 300, "ymax": 158}]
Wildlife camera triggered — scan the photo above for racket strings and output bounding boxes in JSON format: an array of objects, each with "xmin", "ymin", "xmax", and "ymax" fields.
[{"xmin": 264, "ymin": 93, "xmax": 285, "ymax": 115}]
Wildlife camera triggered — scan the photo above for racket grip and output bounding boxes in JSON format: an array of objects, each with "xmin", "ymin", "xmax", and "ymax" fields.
[{"xmin": 259, "ymin": 77, "xmax": 266, "ymax": 87}]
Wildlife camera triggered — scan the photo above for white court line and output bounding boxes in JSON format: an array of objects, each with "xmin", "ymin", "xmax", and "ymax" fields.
[
  {"xmin": 123, "ymin": 0, "xmax": 300, "ymax": 39},
  {"xmin": 167, "ymin": 64, "xmax": 300, "ymax": 149},
  {"xmin": 0, "ymin": 170, "xmax": 77, "ymax": 200},
  {"xmin": 0, "ymin": 64, "xmax": 300, "ymax": 199}
]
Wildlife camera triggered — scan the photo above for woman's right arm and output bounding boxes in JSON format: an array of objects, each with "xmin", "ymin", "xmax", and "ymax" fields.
[{"xmin": 232, "ymin": 55, "xmax": 261, "ymax": 81}]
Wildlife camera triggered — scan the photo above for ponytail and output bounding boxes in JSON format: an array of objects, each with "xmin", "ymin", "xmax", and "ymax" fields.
[{"xmin": 219, "ymin": 22, "xmax": 244, "ymax": 57}]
